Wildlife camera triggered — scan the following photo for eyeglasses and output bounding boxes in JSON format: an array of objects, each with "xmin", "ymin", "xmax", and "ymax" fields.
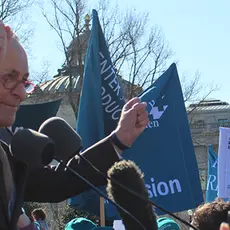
[{"xmin": 0, "ymin": 72, "xmax": 35, "ymax": 94}]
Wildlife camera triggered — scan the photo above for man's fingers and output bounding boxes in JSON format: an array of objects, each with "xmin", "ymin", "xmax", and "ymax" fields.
[
  {"xmin": 137, "ymin": 111, "xmax": 149, "ymax": 123},
  {"xmin": 136, "ymin": 119, "xmax": 149, "ymax": 129},
  {"xmin": 136, "ymin": 106, "xmax": 149, "ymax": 128},
  {"xmin": 124, "ymin": 97, "xmax": 141, "ymax": 111},
  {"xmin": 132, "ymin": 102, "xmax": 147, "ymax": 114}
]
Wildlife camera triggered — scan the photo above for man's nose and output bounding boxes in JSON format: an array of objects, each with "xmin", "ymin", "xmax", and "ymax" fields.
[{"xmin": 12, "ymin": 82, "xmax": 26, "ymax": 100}]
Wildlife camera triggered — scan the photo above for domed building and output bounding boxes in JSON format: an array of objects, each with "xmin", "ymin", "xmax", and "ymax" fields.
[
  {"xmin": 25, "ymin": 14, "xmax": 142, "ymax": 128},
  {"xmin": 24, "ymin": 14, "xmax": 91, "ymax": 128},
  {"xmin": 36, "ymin": 14, "xmax": 91, "ymax": 94}
]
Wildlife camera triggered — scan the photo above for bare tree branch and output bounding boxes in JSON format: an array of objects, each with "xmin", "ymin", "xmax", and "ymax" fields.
[
  {"xmin": 30, "ymin": 61, "xmax": 51, "ymax": 84},
  {"xmin": 0, "ymin": 0, "xmax": 35, "ymax": 50},
  {"xmin": 181, "ymin": 72, "xmax": 220, "ymax": 117},
  {"xmin": 39, "ymin": 0, "xmax": 218, "ymax": 122},
  {"xmin": 0, "ymin": 0, "xmax": 32, "ymax": 21},
  {"xmin": 39, "ymin": 0, "xmax": 88, "ymax": 118},
  {"xmin": 96, "ymin": 6, "xmax": 173, "ymax": 98}
]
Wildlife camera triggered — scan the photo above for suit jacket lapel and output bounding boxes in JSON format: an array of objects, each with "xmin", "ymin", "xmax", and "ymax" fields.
[
  {"xmin": 0, "ymin": 140, "xmax": 28, "ymax": 230},
  {"xmin": 10, "ymin": 162, "xmax": 28, "ymax": 230},
  {"xmin": 0, "ymin": 144, "xmax": 11, "ymax": 228}
]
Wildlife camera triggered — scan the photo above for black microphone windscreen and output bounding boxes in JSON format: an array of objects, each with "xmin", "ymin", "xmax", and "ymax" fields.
[
  {"xmin": 10, "ymin": 129, "xmax": 55, "ymax": 169},
  {"xmin": 38, "ymin": 117, "xmax": 82, "ymax": 161},
  {"xmin": 107, "ymin": 160, "xmax": 158, "ymax": 230}
]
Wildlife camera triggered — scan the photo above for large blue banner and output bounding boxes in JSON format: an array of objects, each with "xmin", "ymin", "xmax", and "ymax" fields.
[
  {"xmin": 206, "ymin": 145, "xmax": 218, "ymax": 202},
  {"xmin": 122, "ymin": 63, "xmax": 203, "ymax": 213},
  {"xmin": 69, "ymin": 9, "xmax": 203, "ymax": 217},
  {"xmin": 69, "ymin": 9, "xmax": 125, "ymax": 219}
]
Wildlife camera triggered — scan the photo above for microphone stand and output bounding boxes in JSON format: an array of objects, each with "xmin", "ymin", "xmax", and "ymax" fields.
[{"xmin": 53, "ymin": 157, "xmax": 146, "ymax": 230}]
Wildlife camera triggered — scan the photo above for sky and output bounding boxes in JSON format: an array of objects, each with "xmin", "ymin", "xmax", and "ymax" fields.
[{"xmin": 27, "ymin": 0, "xmax": 230, "ymax": 103}]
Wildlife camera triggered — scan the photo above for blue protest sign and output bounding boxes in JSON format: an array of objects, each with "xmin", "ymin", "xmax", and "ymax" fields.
[
  {"xmin": 0, "ymin": 99, "xmax": 62, "ymax": 145},
  {"xmin": 123, "ymin": 63, "xmax": 204, "ymax": 213},
  {"xmin": 206, "ymin": 145, "xmax": 218, "ymax": 202},
  {"xmin": 69, "ymin": 9, "xmax": 124, "ymax": 219},
  {"xmin": 12, "ymin": 99, "xmax": 62, "ymax": 132}
]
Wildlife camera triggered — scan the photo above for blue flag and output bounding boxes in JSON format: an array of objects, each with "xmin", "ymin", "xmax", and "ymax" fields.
[
  {"xmin": 206, "ymin": 145, "xmax": 218, "ymax": 202},
  {"xmin": 122, "ymin": 63, "xmax": 203, "ymax": 213},
  {"xmin": 69, "ymin": 9, "xmax": 125, "ymax": 219},
  {"xmin": 0, "ymin": 99, "xmax": 62, "ymax": 145},
  {"xmin": 12, "ymin": 99, "xmax": 62, "ymax": 131}
]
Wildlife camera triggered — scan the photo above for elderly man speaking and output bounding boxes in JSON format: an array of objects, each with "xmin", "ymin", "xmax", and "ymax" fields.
[{"xmin": 0, "ymin": 22, "xmax": 149, "ymax": 230}]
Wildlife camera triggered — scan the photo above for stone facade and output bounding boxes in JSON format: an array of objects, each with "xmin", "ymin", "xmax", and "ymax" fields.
[
  {"xmin": 189, "ymin": 99, "xmax": 230, "ymax": 193},
  {"xmin": 176, "ymin": 99, "xmax": 230, "ymax": 226}
]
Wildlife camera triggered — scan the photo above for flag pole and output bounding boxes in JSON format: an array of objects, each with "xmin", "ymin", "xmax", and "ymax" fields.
[{"xmin": 100, "ymin": 197, "xmax": 105, "ymax": 226}]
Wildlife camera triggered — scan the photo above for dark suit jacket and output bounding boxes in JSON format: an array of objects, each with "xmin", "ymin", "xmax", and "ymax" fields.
[{"xmin": 0, "ymin": 136, "xmax": 119, "ymax": 230}]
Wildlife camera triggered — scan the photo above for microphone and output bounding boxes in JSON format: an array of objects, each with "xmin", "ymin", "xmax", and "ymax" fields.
[
  {"xmin": 38, "ymin": 117, "xmax": 82, "ymax": 162},
  {"xmin": 107, "ymin": 160, "xmax": 158, "ymax": 230},
  {"xmin": 38, "ymin": 117, "xmax": 198, "ymax": 230},
  {"xmin": 9, "ymin": 129, "xmax": 55, "ymax": 169},
  {"xmin": 38, "ymin": 117, "xmax": 146, "ymax": 229}
]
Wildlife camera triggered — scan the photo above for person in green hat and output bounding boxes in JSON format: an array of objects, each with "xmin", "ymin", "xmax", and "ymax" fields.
[
  {"xmin": 157, "ymin": 217, "xmax": 180, "ymax": 230},
  {"xmin": 65, "ymin": 218, "xmax": 97, "ymax": 230},
  {"xmin": 65, "ymin": 218, "xmax": 114, "ymax": 230}
]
